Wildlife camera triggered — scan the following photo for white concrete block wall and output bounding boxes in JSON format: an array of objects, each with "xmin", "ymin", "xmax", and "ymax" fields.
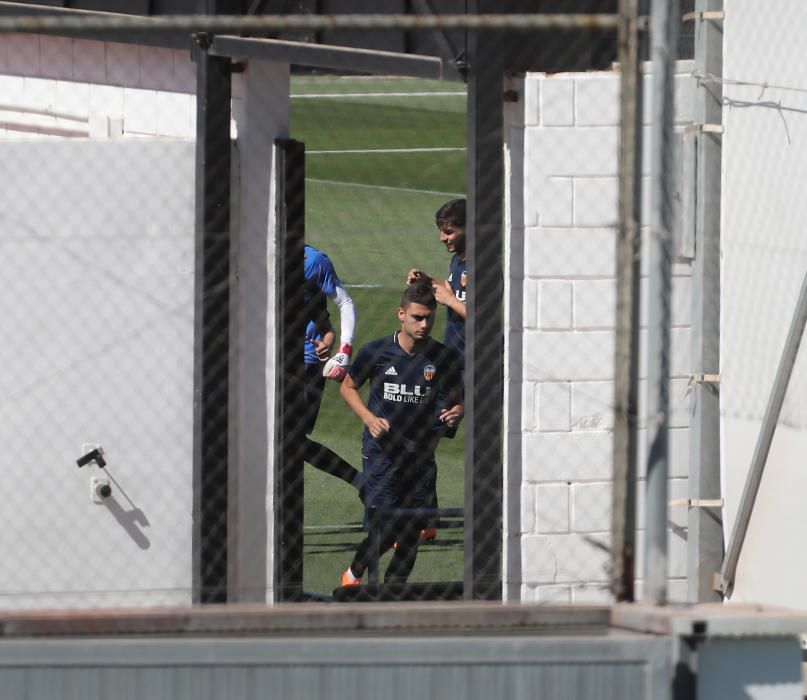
[
  {"xmin": 0, "ymin": 33, "xmax": 287, "ymax": 608},
  {"xmin": 0, "ymin": 34, "xmax": 226, "ymax": 139},
  {"xmin": 504, "ymin": 66, "xmax": 695, "ymax": 603}
]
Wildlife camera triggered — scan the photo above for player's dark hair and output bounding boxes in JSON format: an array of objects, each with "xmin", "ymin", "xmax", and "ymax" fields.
[
  {"xmin": 435, "ymin": 198, "xmax": 466, "ymax": 229},
  {"xmin": 401, "ymin": 280, "xmax": 437, "ymax": 309}
]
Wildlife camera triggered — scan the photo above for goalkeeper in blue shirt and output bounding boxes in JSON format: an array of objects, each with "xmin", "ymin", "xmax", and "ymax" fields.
[{"xmin": 302, "ymin": 244, "xmax": 362, "ymax": 490}]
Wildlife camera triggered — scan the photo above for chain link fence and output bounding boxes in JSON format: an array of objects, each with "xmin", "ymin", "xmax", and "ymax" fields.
[{"xmin": 0, "ymin": 6, "xmax": 705, "ymax": 619}]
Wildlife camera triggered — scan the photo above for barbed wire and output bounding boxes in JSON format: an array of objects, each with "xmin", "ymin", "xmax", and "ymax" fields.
[
  {"xmin": 0, "ymin": 13, "xmax": 619, "ymax": 37},
  {"xmin": 694, "ymin": 70, "xmax": 807, "ymax": 98},
  {"xmin": 693, "ymin": 70, "xmax": 807, "ymax": 145}
]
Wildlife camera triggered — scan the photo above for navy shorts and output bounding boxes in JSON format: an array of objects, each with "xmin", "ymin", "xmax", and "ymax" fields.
[{"xmin": 361, "ymin": 440, "xmax": 437, "ymax": 529}]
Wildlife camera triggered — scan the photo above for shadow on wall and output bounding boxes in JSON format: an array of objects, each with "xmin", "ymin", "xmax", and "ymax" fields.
[{"xmin": 102, "ymin": 471, "xmax": 151, "ymax": 550}]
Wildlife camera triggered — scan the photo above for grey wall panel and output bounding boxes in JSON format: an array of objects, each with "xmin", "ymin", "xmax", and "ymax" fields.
[{"xmin": 0, "ymin": 634, "xmax": 666, "ymax": 700}]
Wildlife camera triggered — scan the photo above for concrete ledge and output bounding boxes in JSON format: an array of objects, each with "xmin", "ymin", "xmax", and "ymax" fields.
[
  {"xmin": 6, "ymin": 601, "xmax": 805, "ymax": 642},
  {"xmin": 612, "ymin": 602, "xmax": 807, "ymax": 639},
  {"xmin": 0, "ymin": 602, "xmax": 612, "ymax": 638}
]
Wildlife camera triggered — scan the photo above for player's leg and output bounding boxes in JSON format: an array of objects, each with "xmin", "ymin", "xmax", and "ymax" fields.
[
  {"xmin": 341, "ymin": 446, "xmax": 395, "ymax": 585},
  {"xmin": 301, "ymin": 438, "xmax": 362, "ymax": 489},
  {"xmin": 416, "ymin": 462, "xmax": 439, "ymax": 543},
  {"xmin": 419, "ymin": 488, "xmax": 438, "ymax": 543},
  {"xmin": 343, "ymin": 525, "xmax": 398, "ymax": 585},
  {"xmin": 384, "ymin": 520, "xmax": 420, "ymax": 584},
  {"xmin": 385, "ymin": 456, "xmax": 439, "ymax": 582},
  {"xmin": 302, "ymin": 363, "xmax": 362, "ymax": 488}
]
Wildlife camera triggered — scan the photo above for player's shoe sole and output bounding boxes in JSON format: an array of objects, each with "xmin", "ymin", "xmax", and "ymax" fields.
[{"xmin": 341, "ymin": 569, "xmax": 361, "ymax": 587}]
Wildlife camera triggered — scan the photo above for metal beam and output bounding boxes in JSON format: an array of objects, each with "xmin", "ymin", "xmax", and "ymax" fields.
[
  {"xmin": 687, "ymin": 0, "xmax": 723, "ymax": 603},
  {"xmin": 611, "ymin": 0, "xmax": 644, "ymax": 603},
  {"xmin": 643, "ymin": 0, "xmax": 679, "ymax": 606},
  {"xmin": 192, "ymin": 35, "xmax": 232, "ymax": 605},
  {"xmin": 0, "ymin": 11, "xmax": 622, "ymax": 35},
  {"xmin": 0, "ymin": 6, "xmax": 619, "ymax": 77},
  {"xmin": 274, "ymin": 138, "xmax": 306, "ymax": 603},
  {"xmin": 211, "ymin": 35, "xmax": 454, "ymax": 80},
  {"xmin": 463, "ymin": 0, "xmax": 504, "ymax": 602}
]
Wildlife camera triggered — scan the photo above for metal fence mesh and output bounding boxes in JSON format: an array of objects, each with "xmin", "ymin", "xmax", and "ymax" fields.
[{"xmin": 0, "ymin": 7, "xmax": 697, "ymax": 619}]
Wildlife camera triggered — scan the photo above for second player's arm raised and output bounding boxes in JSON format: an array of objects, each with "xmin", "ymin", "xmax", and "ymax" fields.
[
  {"xmin": 433, "ymin": 279, "xmax": 466, "ymax": 320},
  {"xmin": 408, "ymin": 269, "xmax": 465, "ymax": 320},
  {"xmin": 406, "ymin": 268, "xmax": 435, "ymax": 286}
]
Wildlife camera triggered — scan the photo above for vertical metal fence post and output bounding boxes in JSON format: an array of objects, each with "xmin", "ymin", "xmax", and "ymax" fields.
[
  {"xmin": 644, "ymin": 0, "xmax": 679, "ymax": 605},
  {"xmin": 464, "ymin": 0, "xmax": 505, "ymax": 602},
  {"xmin": 612, "ymin": 0, "xmax": 644, "ymax": 603},
  {"xmin": 274, "ymin": 138, "xmax": 306, "ymax": 603},
  {"xmin": 192, "ymin": 35, "xmax": 232, "ymax": 605},
  {"xmin": 687, "ymin": 0, "xmax": 724, "ymax": 603}
]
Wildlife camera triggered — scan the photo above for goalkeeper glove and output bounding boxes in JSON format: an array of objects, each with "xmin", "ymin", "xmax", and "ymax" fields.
[{"xmin": 323, "ymin": 343, "xmax": 352, "ymax": 382}]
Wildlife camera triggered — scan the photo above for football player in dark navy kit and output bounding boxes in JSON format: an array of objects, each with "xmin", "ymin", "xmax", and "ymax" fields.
[
  {"xmin": 339, "ymin": 281, "xmax": 463, "ymax": 586},
  {"xmin": 302, "ymin": 244, "xmax": 362, "ymax": 490},
  {"xmin": 407, "ymin": 198, "xmax": 466, "ymax": 372}
]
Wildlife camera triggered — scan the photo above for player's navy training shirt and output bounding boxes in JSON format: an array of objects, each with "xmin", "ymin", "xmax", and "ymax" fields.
[
  {"xmin": 303, "ymin": 245, "xmax": 342, "ymax": 365},
  {"xmin": 445, "ymin": 253, "xmax": 467, "ymax": 362},
  {"xmin": 348, "ymin": 332, "xmax": 462, "ymax": 453}
]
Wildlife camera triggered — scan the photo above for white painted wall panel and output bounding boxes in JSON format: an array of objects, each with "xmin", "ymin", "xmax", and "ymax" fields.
[
  {"xmin": 721, "ymin": 0, "xmax": 807, "ymax": 609},
  {"xmin": 0, "ymin": 32, "xmax": 288, "ymax": 607},
  {"xmin": 0, "ymin": 139, "xmax": 195, "ymax": 608}
]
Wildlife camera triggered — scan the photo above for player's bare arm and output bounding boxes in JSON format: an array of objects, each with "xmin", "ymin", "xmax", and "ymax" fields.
[
  {"xmin": 433, "ymin": 279, "xmax": 467, "ymax": 319},
  {"xmin": 411, "ymin": 273, "xmax": 465, "ymax": 318},
  {"xmin": 340, "ymin": 374, "xmax": 391, "ymax": 439}
]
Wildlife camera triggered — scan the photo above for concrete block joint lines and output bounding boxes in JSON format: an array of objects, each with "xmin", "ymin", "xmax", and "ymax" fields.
[
  {"xmin": 507, "ymin": 66, "xmax": 694, "ymax": 603},
  {"xmin": 0, "ymin": 34, "xmax": 201, "ymax": 140}
]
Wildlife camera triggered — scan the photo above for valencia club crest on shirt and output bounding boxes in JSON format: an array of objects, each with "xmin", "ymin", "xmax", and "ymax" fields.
[
  {"xmin": 423, "ymin": 364, "xmax": 437, "ymax": 381},
  {"xmin": 460, "ymin": 271, "xmax": 467, "ymax": 287}
]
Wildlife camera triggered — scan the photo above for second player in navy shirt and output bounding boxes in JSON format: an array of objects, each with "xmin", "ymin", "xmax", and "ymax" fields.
[
  {"xmin": 444, "ymin": 252, "xmax": 466, "ymax": 359},
  {"xmin": 407, "ymin": 198, "xmax": 467, "ymax": 367}
]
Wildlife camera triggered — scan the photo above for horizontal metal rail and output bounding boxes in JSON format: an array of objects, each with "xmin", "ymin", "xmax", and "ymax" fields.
[
  {"xmin": 211, "ymin": 36, "xmax": 450, "ymax": 80},
  {"xmin": 0, "ymin": 12, "xmax": 619, "ymax": 36}
]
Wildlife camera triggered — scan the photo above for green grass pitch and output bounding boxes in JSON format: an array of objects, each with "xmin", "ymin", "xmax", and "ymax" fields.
[{"xmin": 291, "ymin": 76, "xmax": 467, "ymax": 597}]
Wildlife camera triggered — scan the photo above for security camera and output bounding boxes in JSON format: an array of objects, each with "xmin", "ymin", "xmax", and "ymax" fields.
[{"xmin": 76, "ymin": 447, "xmax": 106, "ymax": 469}]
